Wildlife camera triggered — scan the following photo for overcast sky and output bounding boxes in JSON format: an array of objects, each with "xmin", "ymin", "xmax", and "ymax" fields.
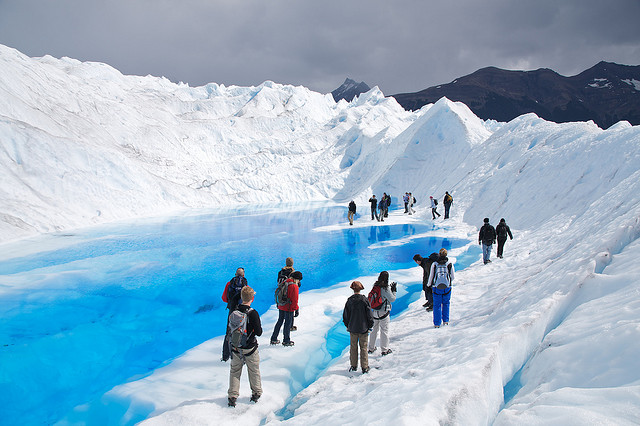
[{"xmin": 1, "ymin": 0, "xmax": 639, "ymax": 95}]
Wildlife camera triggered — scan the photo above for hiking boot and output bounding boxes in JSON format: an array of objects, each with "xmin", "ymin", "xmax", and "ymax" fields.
[
  {"xmin": 349, "ymin": 366, "xmax": 357, "ymax": 372},
  {"xmin": 426, "ymin": 307, "xmax": 433, "ymax": 312},
  {"xmin": 283, "ymin": 341, "xmax": 295, "ymax": 347},
  {"xmin": 221, "ymin": 356, "xmax": 229, "ymax": 362},
  {"xmin": 362, "ymin": 367, "xmax": 370, "ymax": 374},
  {"xmin": 290, "ymin": 326, "xmax": 297, "ymax": 331},
  {"xmin": 443, "ymin": 322, "xmax": 449, "ymax": 326},
  {"xmin": 228, "ymin": 397, "xmax": 237, "ymax": 407},
  {"xmin": 422, "ymin": 302, "xmax": 429, "ymax": 308},
  {"xmin": 270, "ymin": 340, "xmax": 281, "ymax": 345},
  {"xmin": 434, "ymin": 325, "xmax": 440, "ymax": 328},
  {"xmin": 381, "ymin": 349, "xmax": 393, "ymax": 356},
  {"xmin": 250, "ymin": 394, "xmax": 261, "ymax": 403},
  {"xmin": 367, "ymin": 347, "xmax": 377, "ymax": 354}
]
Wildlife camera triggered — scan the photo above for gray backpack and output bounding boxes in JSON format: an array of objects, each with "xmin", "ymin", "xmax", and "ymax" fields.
[
  {"xmin": 433, "ymin": 263, "xmax": 451, "ymax": 290},
  {"xmin": 227, "ymin": 308, "xmax": 253, "ymax": 350}
]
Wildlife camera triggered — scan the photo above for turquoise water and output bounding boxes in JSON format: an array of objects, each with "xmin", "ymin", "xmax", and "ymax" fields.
[{"xmin": 0, "ymin": 203, "xmax": 470, "ymax": 424}]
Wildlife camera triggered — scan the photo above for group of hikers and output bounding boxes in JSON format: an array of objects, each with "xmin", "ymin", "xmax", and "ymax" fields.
[
  {"xmin": 349, "ymin": 191, "xmax": 455, "ymax": 226},
  {"xmin": 220, "ymin": 194, "xmax": 515, "ymax": 406}
]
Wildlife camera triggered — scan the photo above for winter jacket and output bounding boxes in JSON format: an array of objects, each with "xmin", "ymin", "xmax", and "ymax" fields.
[
  {"xmin": 479, "ymin": 224, "xmax": 497, "ymax": 245},
  {"xmin": 221, "ymin": 275, "xmax": 248, "ymax": 311},
  {"xmin": 444, "ymin": 194, "xmax": 453, "ymax": 206},
  {"xmin": 427, "ymin": 257, "xmax": 455, "ymax": 288},
  {"xmin": 348, "ymin": 201, "xmax": 357, "ymax": 213},
  {"xmin": 277, "ymin": 266, "xmax": 294, "ymax": 283},
  {"xmin": 278, "ymin": 278, "xmax": 299, "ymax": 312},
  {"xmin": 419, "ymin": 253, "xmax": 439, "ymax": 287},
  {"xmin": 369, "ymin": 197, "xmax": 378, "ymax": 209},
  {"xmin": 496, "ymin": 222, "xmax": 513, "ymax": 240},
  {"xmin": 371, "ymin": 285, "xmax": 397, "ymax": 319},
  {"xmin": 233, "ymin": 303, "xmax": 262, "ymax": 350},
  {"xmin": 343, "ymin": 294, "xmax": 374, "ymax": 334}
]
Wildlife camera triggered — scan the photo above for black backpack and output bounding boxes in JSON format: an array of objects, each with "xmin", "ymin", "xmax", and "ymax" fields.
[{"xmin": 227, "ymin": 276, "xmax": 246, "ymax": 308}]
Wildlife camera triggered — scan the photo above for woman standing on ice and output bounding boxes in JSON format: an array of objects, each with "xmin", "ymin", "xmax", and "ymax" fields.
[
  {"xmin": 343, "ymin": 281, "xmax": 374, "ymax": 373},
  {"xmin": 427, "ymin": 248, "xmax": 455, "ymax": 328},
  {"xmin": 367, "ymin": 271, "xmax": 397, "ymax": 356}
]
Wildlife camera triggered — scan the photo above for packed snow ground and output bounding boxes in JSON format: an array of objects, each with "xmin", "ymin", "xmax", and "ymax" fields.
[{"xmin": 1, "ymin": 44, "xmax": 640, "ymax": 424}]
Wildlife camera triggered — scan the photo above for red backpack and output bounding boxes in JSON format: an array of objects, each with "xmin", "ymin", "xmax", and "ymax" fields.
[{"xmin": 368, "ymin": 286, "xmax": 384, "ymax": 310}]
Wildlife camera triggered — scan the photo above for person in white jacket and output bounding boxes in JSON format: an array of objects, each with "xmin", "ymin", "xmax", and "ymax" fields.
[{"xmin": 367, "ymin": 271, "xmax": 397, "ymax": 356}]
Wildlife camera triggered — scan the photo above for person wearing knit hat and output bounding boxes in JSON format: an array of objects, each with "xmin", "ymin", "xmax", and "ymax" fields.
[
  {"xmin": 478, "ymin": 218, "xmax": 497, "ymax": 264},
  {"xmin": 343, "ymin": 281, "xmax": 374, "ymax": 373},
  {"xmin": 495, "ymin": 218, "xmax": 514, "ymax": 258},
  {"xmin": 270, "ymin": 268, "xmax": 301, "ymax": 346}
]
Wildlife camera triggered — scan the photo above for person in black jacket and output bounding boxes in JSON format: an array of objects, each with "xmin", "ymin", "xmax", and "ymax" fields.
[
  {"xmin": 369, "ymin": 195, "xmax": 379, "ymax": 221},
  {"xmin": 495, "ymin": 218, "xmax": 514, "ymax": 258},
  {"xmin": 343, "ymin": 281, "xmax": 374, "ymax": 373},
  {"xmin": 227, "ymin": 286, "xmax": 262, "ymax": 407},
  {"xmin": 348, "ymin": 200, "xmax": 357, "ymax": 225},
  {"xmin": 414, "ymin": 253, "xmax": 439, "ymax": 310},
  {"xmin": 478, "ymin": 218, "xmax": 496, "ymax": 264}
]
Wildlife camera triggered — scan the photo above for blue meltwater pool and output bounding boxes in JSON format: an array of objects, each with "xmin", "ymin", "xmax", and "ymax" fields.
[{"xmin": 0, "ymin": 202, "xmax": 471, "ymax": 424}]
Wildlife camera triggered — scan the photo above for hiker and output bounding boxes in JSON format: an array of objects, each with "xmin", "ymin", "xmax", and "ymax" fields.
[
  {"xmin": 427, "ymin": 248, "xmax": 455, "ymax": 328},
  {"xmin": 403, "ymin": 193, "xmax": 409, "ymax": 213},
  {"xmin": 430, "ymin": 196, "xmax": 441, "ymax": 219},
  {"xmin": 408, "ymin": 192, "xmax": 416, "ymax": 215},
  {"xmin": 221, "ymin": 267, "xmax": 248, "ymax": 362},
  {"xmin": 382, "ymin": 193, "xmax": 390, "ymax": 218},
  {"xmin": 496, "ymin": 218, "xmax": 514, "ymax": 258},
  {"xmin": 343, "ymin": 281, "xmax": 374, "ymax": 373},
  {"xmin": 348, "ymin": 200, "xmax": 357, "ymax": 225},
  {"xmin": 277, "ymin": 257, "xmax": 299, "ymax": 331},
  {"xmin": 367, "ymin": 271, "xmax": 397, "ymax": 356},
  {"xmin": 443, "ymin": 192, "xmax": 453, "ymax": 219},
  {"xmin": 270, "ymin": 270, "xmax": 301, "ymax": 346},
  {"xmin": 414, "ymin": 253, "xmax": 439, "ymax": 310},
  {"xmin": 478, "ymin": 218, "xmax": 497, "ymax": 264},
  {"xmin": 227, "ymin": 286, "xmax": 262, "ymax": 407},
  {"xmin": 369, "ymin": 195, "xmax": 380, "ymax": 221},
  {"xmin": 378, "ymin": 194, "xmax": 386, "ymax": 222}
]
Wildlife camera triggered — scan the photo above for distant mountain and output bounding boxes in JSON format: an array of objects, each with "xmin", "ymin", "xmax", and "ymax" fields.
[
  {"xmin": 391, "ymin": 62, "xmax": 640, "ymax": 128},
  {"xmin": 332, "ymin": 78, "xmax": 371, "ymax": 102}
]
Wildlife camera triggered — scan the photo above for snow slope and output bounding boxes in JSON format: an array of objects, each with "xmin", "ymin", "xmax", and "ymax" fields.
[{"xmin": 2, "ymin": 44, "xmax": 640, "ymax": 425}]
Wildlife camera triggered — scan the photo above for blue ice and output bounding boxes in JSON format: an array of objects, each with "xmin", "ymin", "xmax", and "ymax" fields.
[{"xmin": 0, "ymin": 203, "xmax": 470, "ymax": 425}]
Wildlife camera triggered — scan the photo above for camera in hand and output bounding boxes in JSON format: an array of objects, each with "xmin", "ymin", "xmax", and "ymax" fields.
[{"xmin": 390, "ymin": 281, "xmax": 397, "ymax": 292}]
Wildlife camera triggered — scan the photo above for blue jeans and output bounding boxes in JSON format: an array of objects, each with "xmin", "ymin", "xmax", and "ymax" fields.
[
  {"xmin": 271, "ymin": 309, "xmax": 294, "ymax": 343},
  {"xmin": 432, "ymin": 287, "xmax": 451, "ymax": 326},
  {"xmin": 482, "ymin": 243, "xmax": 493, "ymax": 263}
]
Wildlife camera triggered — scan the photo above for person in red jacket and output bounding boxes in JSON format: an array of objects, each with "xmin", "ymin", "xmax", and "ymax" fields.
[{"xmin": 270, "ymin": 270, "xmax": 301, "ymax": 346}]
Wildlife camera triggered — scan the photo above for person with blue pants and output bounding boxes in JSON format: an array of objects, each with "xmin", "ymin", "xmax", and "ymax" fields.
[{"xmin": 427, "ymin": 248, "xmax": 455, "ymax": 328}]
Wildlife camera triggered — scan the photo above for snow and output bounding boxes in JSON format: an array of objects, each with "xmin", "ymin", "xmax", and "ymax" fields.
[
  {"xmin": 622, "ymin": 78, "xmax": 640, "ymax": 91},
  {"xmin": 1, "ymin": 43, "xmax": 640, "ymax": 425}
]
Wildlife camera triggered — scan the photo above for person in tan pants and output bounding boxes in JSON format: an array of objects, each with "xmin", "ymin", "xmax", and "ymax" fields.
[{"xmin": 342, "ymin": 281, "xmax": 374, "ymax": 373}]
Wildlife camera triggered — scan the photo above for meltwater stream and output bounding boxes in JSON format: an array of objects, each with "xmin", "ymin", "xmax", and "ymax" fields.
[{"xmin": 0, "ymin": 203, "xmax": 469, "ymax": 425}]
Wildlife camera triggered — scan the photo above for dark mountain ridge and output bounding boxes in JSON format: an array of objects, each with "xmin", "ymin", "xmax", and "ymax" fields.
[
  {"xmin": 391, "ymin": 62, "xmax": 640, "ymax": 128},
  {"xmin": 332, "ymin": 78, "xmax": 371, "ymax": 102}
]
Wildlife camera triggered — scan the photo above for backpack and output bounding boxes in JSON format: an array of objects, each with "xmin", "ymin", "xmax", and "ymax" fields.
[
  {"xmin": 368, "ymin": 285, "xmax": 385, "ymax": 310},
  {"xmin": 497, "ymin": 224, "xmax": 508, "ymax": 238},
  {"xmin": 433, "ymin": 263, "xmax": 451, "ymax": 290},
  {"xmin": 275, "ymin": 278, "xmax": 290, "ymax": 307},
  {"xmin": 434, "ymin": 199, "xmax": 438, "ymax": 206},
  {"xmin": 413, "ymin": 196, "xmax": 417, "ymax": 204},
  {"xmin": 227, "ymin": 308, "xmax": 253, "ymax": 350},
  {"xmin": 227, "ymin": 276, "xmax": 246, "ymax": 308}
]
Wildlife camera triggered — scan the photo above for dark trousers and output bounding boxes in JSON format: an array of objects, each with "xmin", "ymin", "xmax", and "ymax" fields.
[
  {"xmin": 271, "ymin": 309, "xmax": 294, "ymax": 343},
  {"xmin": 371, "ymin": 207, "xmax": 379, "ymax": 221},
  {"xmin": 424, "ymin": 285, "xmax": 433, "ymax": 307},
  {"xmin": 444, "ymin": 204, "xmax": 451, "ymax": 219},
  {"xmin": 497, "ymin": 237, "xmax": 507, "ymax": 257}
]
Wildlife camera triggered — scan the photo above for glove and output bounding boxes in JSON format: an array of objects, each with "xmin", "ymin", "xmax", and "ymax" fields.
[
  {"xmin": 390, "ymin": 282, "xmax": 397, "ymax": 292},
  {"xmin": 294, "ymin": 309, "xmax": 299, "ymax": 317}
]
